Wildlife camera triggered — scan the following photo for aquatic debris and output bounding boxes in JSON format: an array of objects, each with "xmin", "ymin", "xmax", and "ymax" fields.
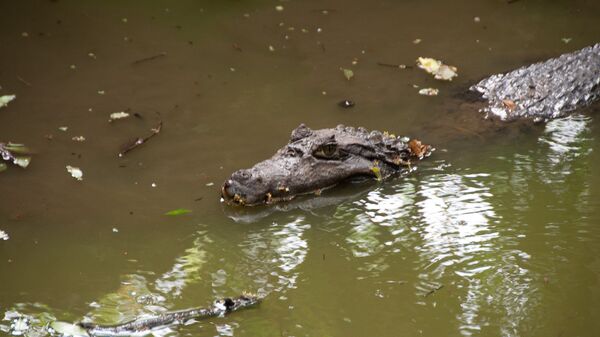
[
  {"xmin": 275, "ymin": 5, "xmax": 284, "ymax": 11},
  {"xmin": 424, "ymin": 284, "xmax": 444, "ymax": 297},
  {"xmin": 377, "ymin": 62, "xmax": 409, "ymax": 69},
  {"xmin": 340, "ymin": 68, "xmax": 354, "ymax": 81},
  {"xmin": 71, "ymin": 136, "xmax": 86, "ymax": 142},
  {"xmin": 416, "ymin": 57, "xmax": 458, "ymax": 81},
  {"xmin": 17, "ymin": 76, "xmax": 32, "ymax": 87},
  {"xmin": 132, "ymin": 52, "xmax": 167, "ymax": 65},
  {"xmin": 165, "ymin": 208, "xmax": 192, "ymax": 216},
  {"xmin": 109, "ymin": 111, "xmax": 130, "ymax": 122},
  {"xmin": 66, "ymin": 165, "xmax": 83, "ymax": 181},
  {"xmin": 561, "ymin": 37, "xmax": 572, "ymax": 44},
  {"xmin": 409, "ymin": 139, "xmax": 429, "ymax": 158},
  {"xmin": 0, "ymin": 95, "xmax": 16, "ymax": 109},
  {"xmin": 338, "ymin": 99, "xmax": 355, "ymax": 108},
  {"xmin": 0, "ymin": 163, "xmax": 6, "ymax": 172},
  {"xmin": 0, "ymin": 143, "xmax": 33, "ymax": 169},
  {"xmin": 118, "ymin": 121, "xmax": 162, "ymax": 157},
  {"xmin": 370, "ymin": 166, "xmax": 382, "ymax": 181},
  {"xmin": 0, "ymin": 230, "xmax": 8, "ymax": 240},
  {"xmin": 418, "ymin": 88, "xmax": 439, "ymax": 96},
  {"xmin": 58, "ymin": 126, "xmax": 68, "ymax": 132},
  {"xmin": 413, "ymin": 38, "xmax": 422, "ymax": 44},
  {"xmin": 502, "ymin": 99, "xmax": 517, "ymax": 111}
]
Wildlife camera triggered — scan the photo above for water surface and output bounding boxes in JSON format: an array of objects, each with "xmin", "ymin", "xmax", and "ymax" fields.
[{"xmin": 1, "ymin": 1, "xmax": 599, "ymax": 336}]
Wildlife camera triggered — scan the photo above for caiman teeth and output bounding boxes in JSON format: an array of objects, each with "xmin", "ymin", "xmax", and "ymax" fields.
[{"xmin": 233, "ymin": 194, "xmax": 245, "ymax": 205}]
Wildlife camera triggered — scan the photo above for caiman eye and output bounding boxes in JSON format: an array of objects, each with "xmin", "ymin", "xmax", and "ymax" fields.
[{"xmin": 314, "ymin": 143, "xmax": 339, "ymax": 159}]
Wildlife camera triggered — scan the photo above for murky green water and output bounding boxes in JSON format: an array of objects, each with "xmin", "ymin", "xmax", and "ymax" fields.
[{"xmin": 1, "ymin": 0, "xmax": 600, "ymax": 336}]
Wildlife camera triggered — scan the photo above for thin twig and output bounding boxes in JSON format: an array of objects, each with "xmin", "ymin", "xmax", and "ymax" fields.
[
  {"xmin": 118, "ymin": 121, "xmax": 162, "ymax": 157},
  {"xmin": 17, "ymin": 76, "xmax": 32, "ymax": 87},
  {"xmin": 424, "ymin": 285, "xmax": 444, "ymax": 297},
  {"xmin": 377, "ymin": 62, "xmax": 412, "ymax": 69},
  {"xmin": 132, "ymin": 52, "xmax": 167, "ymax": 65},
  {"xmin": 317, "ymin": 41, "xmax": 326, "ymax": 53}
]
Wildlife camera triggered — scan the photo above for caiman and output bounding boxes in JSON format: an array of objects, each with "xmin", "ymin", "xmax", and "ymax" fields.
[
  {"xmin": 221, "ymin": 124, "xmax": 431, "ymax": 206},
  {"xmin": 76, "ymin": 294, "xmax": 260, "ymax": 336},
  {"xmin": 222, "ymin": 43, "xmax": 600, "ymax": 206}
]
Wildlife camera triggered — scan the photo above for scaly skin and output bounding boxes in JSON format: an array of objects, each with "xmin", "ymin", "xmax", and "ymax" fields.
[
  {"xmin": 78, "ymin": 294, "xmax": 261, "ymax": 336},
  {"xmin": 471, "ymin": 43, "xmax": 600, "ymax": 121},
  {"xmin": 222, "ymin": 124, "xmax": 431, "ymax": 206}
]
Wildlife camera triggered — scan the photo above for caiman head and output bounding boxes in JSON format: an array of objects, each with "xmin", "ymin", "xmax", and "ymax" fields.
[{"xmin": 221, "ymin": 124, "xmax": 431, "ymax": 206}]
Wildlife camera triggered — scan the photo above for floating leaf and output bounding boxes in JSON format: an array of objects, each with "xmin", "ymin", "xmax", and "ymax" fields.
[
  {"xmin": 58, "ymin": 126, "xmax": 68, "ymax": 132},
  {"xmin": 340, "ymin": 67, "xmax": 354, "ymax": 81},
  {"xmin": 72, "ymin": 136, "xmax": 86, "ymax": 142},
  {"xmin": 416, "ymin": 57, "xmax": 458, "ymax": 81},
  {"xmin": 66, "ymin": 165, "xmax": 83, "ymax": 181},
  {"xmin": 3, "ymin": 143, "xmax": 32, "ymax": 154},
  {"xmin": 0, "ymin": 229, "xmax": 8, "ymax": 240},
  {"xmin": 0, "ymin": 95, "xmax": 16, "ymax": 108},
  {"xmin": 165, "ymin": 208, "xmax": 192, "ymax": 216},
  {"xmin": 409, "ymin": 139, "xmax": 429, "ymax": 158},
  {"xmin": 370, "ymin": 166, "xmax": 382, "ymax": 181},
  {"xmin": 109, "ymin": 112, "xmax": 130, "ymax": 122},
  {"xmin": 49, "ymin": 321, "xmax": 89, "ymax": 337},
  {"xmin": 13, "ymin": 157, "xmax": 31, "ymax": 168},
  {"xmin": 418, "ymin": 88, "xmax": 439, "ymax": 96},
  {"xmin": 502, "ymin": 99, "xmax": 517, "ymax": 111}
]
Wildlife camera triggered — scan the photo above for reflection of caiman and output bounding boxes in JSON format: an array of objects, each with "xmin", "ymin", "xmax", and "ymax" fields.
[{"xmin": 222, "ymin": 44, "xmax": 600, "ymax": 206}]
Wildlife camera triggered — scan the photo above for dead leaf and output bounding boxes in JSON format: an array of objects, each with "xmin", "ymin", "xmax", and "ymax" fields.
[
  {"xmin": 66, "ymin": 165, "xmax": 83, "ymax": 180},
  {"xmin": 409, "ymin": 139, "xmax": 429, "ymax": 158},
  {"xmin": 340, "ymin": 67, "xmax": 354, "ymax": 81},
  {"xmin": 0, "ymin": 95, "xmax": 16, "ymax": 109},
  {"xmin": 502, "ymin": 99, "xmax": 517, "ymax": 111},
  {"xmin": 418, "ymin": 88, "xmax": 439, "ymax": 96},
  {"xmin": 416, "ymin": 57, "xmax": 458, "ymax": 81}
]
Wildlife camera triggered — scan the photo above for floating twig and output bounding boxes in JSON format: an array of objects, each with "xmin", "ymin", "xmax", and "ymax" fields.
[
  {"xmin": 424, "ymin": 284, "xmax": 444, "ymax": 297},
  {"xmin": 310, "ymin": 9, "xmax": 337, "ymax": 14},
  {"xmin": 17, "ymin": 75, "xmax": 32, "ymax": 87},
  {"xmin": 118, "ymin": 121, "xmax": 162, "ymax": 157},
  {"xmin": 132, "ymin": 52, "xmax": 167, "ymax": 65},
  {"xmin": 377, "ymin": 62, "xmax": 412, "ymax": 69},
  {"xmin": 317, "ymin": 41, "xmax": 326, "ymax": 53}
]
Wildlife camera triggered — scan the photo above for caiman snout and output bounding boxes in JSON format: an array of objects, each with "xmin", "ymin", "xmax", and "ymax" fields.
[{"xmin": 221, "ymin": 169, "xmax": 269, "ymax": 206}]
